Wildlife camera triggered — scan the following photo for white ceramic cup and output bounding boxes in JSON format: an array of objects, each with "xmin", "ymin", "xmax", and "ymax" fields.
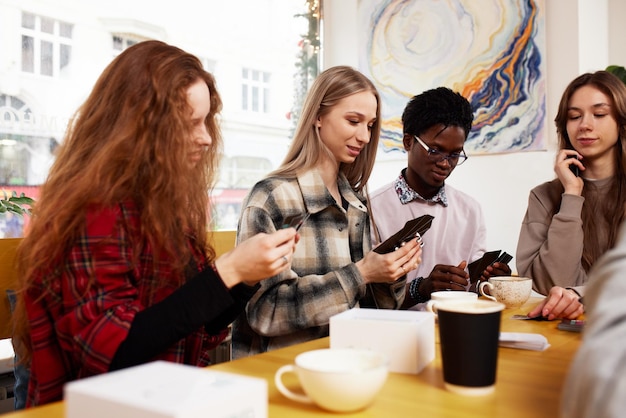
[
  {"xmin": 479, "ymin": 276, "xmax": 532, "ymax": 308},
  {"xmin": 426, "ymin": 291, "xmax": 478, "ymax": 316},
  {"xmin": 274, "ymin": 348, "xmax": 388, "ymax": 412}
]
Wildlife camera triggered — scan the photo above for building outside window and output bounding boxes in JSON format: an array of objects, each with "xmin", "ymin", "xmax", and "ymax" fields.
[
  {"xmin": 112, "ymin": 35, "xmax": 141, "ymax": 56},
  {"xmin": 201, "ymin": 57, "xmax": 217, "ymax": 74},
  {"xmin": 241, "ymin": 68, "xmax": 271, "ymax": 113},
  {"xmin": 21, "ymin": 11, "xmax": 73, "ymax": 77},
  {"xmin": 1, "ymin": 0, "xmax": 319, "ymax": 237}
]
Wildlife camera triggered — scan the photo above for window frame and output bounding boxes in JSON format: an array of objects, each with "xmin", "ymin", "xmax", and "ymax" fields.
[{"xmin": 20, "ymin": 11, "xmax": 73, "ymax": 77}]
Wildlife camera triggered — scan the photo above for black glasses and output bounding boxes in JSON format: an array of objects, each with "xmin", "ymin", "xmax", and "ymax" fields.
[{"xmin": 413, "ymin": 135, "xmax": 468, "ymax": 166}]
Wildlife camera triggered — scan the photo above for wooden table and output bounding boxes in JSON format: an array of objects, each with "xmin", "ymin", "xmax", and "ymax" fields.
[{"xmin": 4, "ymin": 298, "xmax": 581, "ymax": 417}]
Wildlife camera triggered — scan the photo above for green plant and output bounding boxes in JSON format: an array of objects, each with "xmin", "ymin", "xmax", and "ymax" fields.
[
  {"xmin": 606, "ymin": 65, "xmax": 626, "ymax": 85},
  {"xmin": 0, "ymin": 190, "xmax": 34, "ymax": 216}
]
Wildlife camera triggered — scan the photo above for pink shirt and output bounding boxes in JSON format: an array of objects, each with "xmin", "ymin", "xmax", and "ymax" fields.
[{"xmin": 369, "ymin": 179, "xmax": 486, "ymax": 287}]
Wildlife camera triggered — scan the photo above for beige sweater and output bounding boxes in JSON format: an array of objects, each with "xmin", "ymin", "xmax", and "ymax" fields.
[
  {"xmin": 516, "ymin": 177, "xmax": 613, "ymax": 296},
  {"xmin": 561, "ymin": 220, "xmax": 626, "ymax": 417}
]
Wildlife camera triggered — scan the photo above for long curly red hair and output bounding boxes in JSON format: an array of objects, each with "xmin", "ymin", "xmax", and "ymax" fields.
[{"xmin": 13, "ymin": 40, "xmax": 223, "ymax": 363}]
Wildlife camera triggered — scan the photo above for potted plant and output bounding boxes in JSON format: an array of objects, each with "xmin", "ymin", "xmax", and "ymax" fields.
[
  {"xmin": 606, "ymin": 65, "xmax": 626, "ymax": 84},
  {"xmin": 0, "ymin": 190, "xmax": 34, "ymax": 216}
]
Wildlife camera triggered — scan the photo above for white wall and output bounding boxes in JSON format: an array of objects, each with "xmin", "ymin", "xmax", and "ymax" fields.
[
  {"xmin": 322, "ymin": 0, "xmax": 624, "ymax": 271},
  {"xmin": 609, "ymin": 0, "xmax": 626, "ymax": 65}
]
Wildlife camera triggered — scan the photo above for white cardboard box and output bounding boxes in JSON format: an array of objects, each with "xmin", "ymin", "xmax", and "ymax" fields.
[
  {"xmin": 330, "ymin": 308, "xmax": 435, "ymax": 374},
  {"xmin": 65, "ymin": 361, "xmax": 267, "ymax": 418}
]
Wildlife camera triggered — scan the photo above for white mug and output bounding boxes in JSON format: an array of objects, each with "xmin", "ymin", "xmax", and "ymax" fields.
[
  {"xmin": 274, "ymin": 348, "xmax": 388, "ymax": 412},
  {"xmin": 426, "ymin": 291, "xmax": 478, "ymax": 316},
  {"xmin": 479, "ymin": 276, "xmax": 532, "ymax": 308}
]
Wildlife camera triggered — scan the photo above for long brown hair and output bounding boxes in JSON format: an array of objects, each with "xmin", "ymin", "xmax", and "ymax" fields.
[
  {"xmin": 554, "ymin": 70, "xmax": 626, "ymax": 270},
  {"xmin": 270, "ymin": 66, "xmax": 381, "ymax": 193},
  {"xmin": 13, "ymin": 40, "xmax": 223, "ymax": 362}
]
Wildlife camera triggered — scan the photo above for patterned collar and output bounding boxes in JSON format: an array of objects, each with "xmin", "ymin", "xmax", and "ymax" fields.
[{"xmin": 393, "ymin": 169, "xmax": 448, "ymax": 207}]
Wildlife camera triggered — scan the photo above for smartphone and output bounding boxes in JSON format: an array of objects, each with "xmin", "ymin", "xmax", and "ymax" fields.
[
  {"xmin": 567, "ymin": 155, "xmax": 580, "ymax": 177},
  {"xmin": 373, "ymin": 214, "xmax": 434, "ymax": 254},
  {"xmin": 492, "ymin": 252, "xmax": 513, "ymax": 267},
  {"xmin": 511, "ymin": 314, "xmax": 551, "ymax": 321},
  {"xmin": 557, "ymin": 319, "xmax": 585, "ymax": 332},
  {"xmin": 281, "ymin": 213, "xmax": 310, "ymax": 231}
]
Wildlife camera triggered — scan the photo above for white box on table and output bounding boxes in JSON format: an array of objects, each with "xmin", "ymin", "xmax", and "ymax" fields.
[
  {"xmin": 65, "ymin": 360, "xmax": 267, "ymax": 418},
  {"xmin": 330, "ymin": 308, "xmax": 435, "ymax": 374}
]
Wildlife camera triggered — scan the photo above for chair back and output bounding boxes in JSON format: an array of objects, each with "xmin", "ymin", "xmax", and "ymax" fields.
[
  {"xmin": 211, "ymin": 230, "xmax": 237, "ymax": 257},
  {"xmin": 0, "ymin": 238, "xmax": 21, "ymax": 341}
]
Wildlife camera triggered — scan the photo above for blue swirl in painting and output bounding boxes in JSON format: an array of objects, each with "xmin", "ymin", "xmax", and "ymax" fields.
[{"xmin": 358, "ymin": 0, "xmax": 547, "ymax": 156}]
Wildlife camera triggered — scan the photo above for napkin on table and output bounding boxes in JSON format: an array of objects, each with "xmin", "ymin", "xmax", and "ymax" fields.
[{"xmin": 499, "ymin": 332, "xmax": 550, "ymax": 351}]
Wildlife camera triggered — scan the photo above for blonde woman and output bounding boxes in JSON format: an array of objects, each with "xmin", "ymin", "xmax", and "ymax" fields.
[{"xmin": 233, "ymin": 66, "xmax": 422, "ymax": 358}]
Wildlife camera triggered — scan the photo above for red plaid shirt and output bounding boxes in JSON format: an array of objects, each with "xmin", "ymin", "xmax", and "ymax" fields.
[{"xmin": 25, "ymin": 202, "xmax": 227, "ymax": 406}]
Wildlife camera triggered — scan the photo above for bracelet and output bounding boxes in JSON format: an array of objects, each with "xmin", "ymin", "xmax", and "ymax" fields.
[{"xmin": 409, "ymin": 277, "xmax": 429, "ymax": 304}]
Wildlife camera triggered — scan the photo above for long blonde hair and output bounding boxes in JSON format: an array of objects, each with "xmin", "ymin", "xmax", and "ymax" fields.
[
  {"xmin": 270, "ymin": 66, "xmax": 381, "ymax": 193},
  {"xmin": 13, "ymin": 40, "xmax": 223, "ymax": 362}
]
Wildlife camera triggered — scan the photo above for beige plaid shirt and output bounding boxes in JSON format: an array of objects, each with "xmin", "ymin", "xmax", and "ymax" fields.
[{"xmin": 232, "ymin": 169, "xmax": 406, "ymax": 358}]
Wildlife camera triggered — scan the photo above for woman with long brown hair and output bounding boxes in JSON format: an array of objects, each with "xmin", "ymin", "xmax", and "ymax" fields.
[
  {"xmin": 517, "ymin": 70, "xmax": 626, "ymax": 318},
  {"xmin": 13, "ymin": 40, "xmax": 297, "ymax": 406}
]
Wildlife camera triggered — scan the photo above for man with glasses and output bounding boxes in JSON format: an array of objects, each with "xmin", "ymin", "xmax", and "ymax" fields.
[{"xmin": 369, "ymin": 87, "xmax": 510, "ymax": 309}]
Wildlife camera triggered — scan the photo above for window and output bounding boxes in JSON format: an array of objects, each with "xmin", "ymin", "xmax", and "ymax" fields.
[
  {"xmin": 0, "ymin": 94, "xmax": 56, "ymax": 238},
  {"xmin": 112, "ymin": 35, "xmax": 143, "ymax": 57},
  {"xmin": 218, "ymin": 156, "xmax": 274, "ymax": 189},
  {"xmin": 213, "ymin": 156, "xmax": 273, "ymax": 231},
  {"xmin": 201, "ymin": 57, "xmax": 217, "ymax": 74},
  {"xmin": 241, "ymin": 68, "xmax": 271, "ymax": 113},
  {"xmin": 0, "ymin": 95, "xmax": 56, "ymax": 187},
  {"xmin": 6, "ymin": 1, "xmax": 318, "ymax": 234},
  {"xmin": 21, "ymin": 12, "xmax": 73, "ymax": 76}
]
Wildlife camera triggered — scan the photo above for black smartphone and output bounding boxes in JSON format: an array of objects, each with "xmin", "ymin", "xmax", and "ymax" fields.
[
  {"xmin": 557, "ymin": 319, "xmax": 585, "ymax": 332},
  {"xmin": 468, "ymin": 250, "xmax": 499, "ymax": 282},
  {"xmin": 492, "ymin": 251, "xmax": 513, "ymax": 267},
  {"xmin": 567, "ymin": 155, "xmax": 580, "ymax": 177},
  {"xmin": 468, "ymin": 250, "xmax": 513, "ymax": 282},
  {"xmin": 281, "ymin": 213, "xmax": 310, "ymax": 231},
  {"xmin": 511, "ymin": 314, "xmax": 552, "ymax": 321},
  {"xmin": 373, "ymin": 214, "xmax": 434, "ymax": 254}
]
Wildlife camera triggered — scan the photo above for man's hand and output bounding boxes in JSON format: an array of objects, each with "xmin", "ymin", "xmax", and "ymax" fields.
[
  {"xmin": 479, "ymin": 262, "xmax": 512, "ymax": 283},
  {"xmin": 422, "ymin": 261, "xmax": 469, "ymax": 294}
]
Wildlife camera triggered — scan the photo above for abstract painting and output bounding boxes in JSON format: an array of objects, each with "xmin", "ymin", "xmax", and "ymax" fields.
[{"xmin": 358, "ymin": 0, "xmax": 547, "ymax": 155}]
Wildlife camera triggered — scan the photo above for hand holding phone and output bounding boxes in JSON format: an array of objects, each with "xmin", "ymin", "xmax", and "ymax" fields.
[
  {"xmin": 468, "ymin": 250, "xmax": 512, "ymax": 283},
  {"xmin": 492, "ymin": 251, "xmax": 513, "ymax": 267},
  {"xmin": 281, "ymin": 213, "xmax": 310, "ymax": 231},
  {"xmin": 567, "ymin": 154, "xmax": 581, "ymax": 177},
  {"xmin": 374, "ymin": 214, "xmax": 434, "ymax": 254}
]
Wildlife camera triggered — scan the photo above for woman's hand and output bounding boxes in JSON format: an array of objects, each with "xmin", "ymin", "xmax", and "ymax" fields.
[
  {"xmin": 215, "ymin": 228, "xmax": 298, "ymax": 288},
  {"xmin": 555, "ymin": 149, "xmax": 584, "ymax": 195},
  {"xmin": 527, "ymin": 286, "xmax": 584, "ymax": 320},
  {"xmin": 356, "ymin": 238, "xmax": 423, "ymax": 284}
]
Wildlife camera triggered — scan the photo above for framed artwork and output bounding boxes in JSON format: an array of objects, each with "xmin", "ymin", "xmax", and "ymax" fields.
[{"xmin": 358, "ymin": 0, "xmax": 547, "ymax": 156}]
